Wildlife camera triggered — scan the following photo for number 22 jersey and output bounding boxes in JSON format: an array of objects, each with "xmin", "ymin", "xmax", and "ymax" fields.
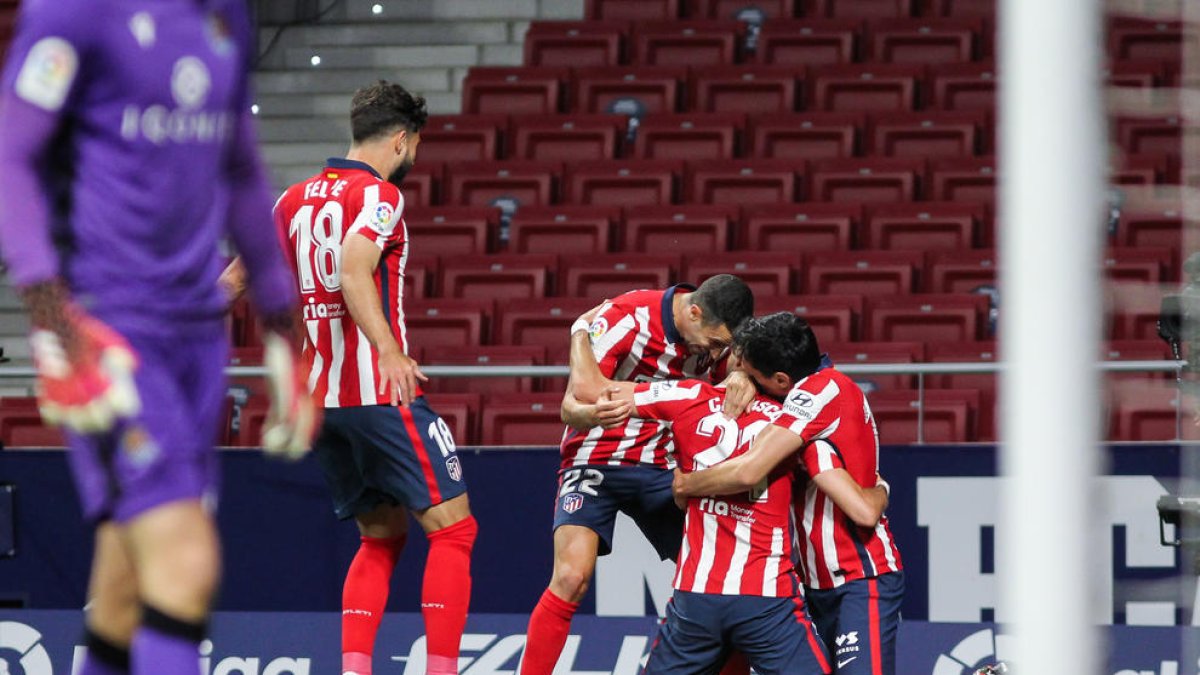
[{"xmin": 274, "ymin": 158, "xmax": 409, "ymax": 408}]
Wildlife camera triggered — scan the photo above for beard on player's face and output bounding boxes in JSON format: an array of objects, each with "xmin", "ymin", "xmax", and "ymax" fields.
[{"xmin": 388, "ymin": 154, "xmax": 414, "ymax": 186}]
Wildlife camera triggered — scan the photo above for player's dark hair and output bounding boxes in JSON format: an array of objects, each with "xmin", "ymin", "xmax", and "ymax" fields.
[
  {"xmin": 690, "ymin": 274, "xmax": 754, "ymax": 331},
  {"xmin": 350, "ymin": 80, "xmax": 428, "ymax": 143},
  {"xmin": 735, "ymin": 312, "xmax": 822, "ymax": 381}
]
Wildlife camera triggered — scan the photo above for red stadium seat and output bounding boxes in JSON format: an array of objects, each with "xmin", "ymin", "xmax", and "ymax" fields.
[
  {"xmin": 690, "ymin": 65, "xmax": 801, "ymax": 114},
  {"xmin": 1104, "ymin": 339, "xmax": 1174, "ymax": 384},
  {"xmin": 804, "ymin": 250, "xmax": 922, "ymax": 295},
  {"xmin": 232, "ymin": 397, "xmax": 270, "ymax": 447},
  {"xmin": 1102, "ymin": 247, "xmax": 1175, "ymax": 284},
  {"xmin": 809, "ymin": 64, "xmax": 922, "ymax": 112},
  {"xmin": 1111, "ymin": 152, "xmax": 1169, "ymax": 186},
  {"xmin": 622, "ymin": 205, "xmax": 737, "ymax": 254},
  {"xmin": 749, "ymin": 112, "xmax": 864, "ymax": 160},
  {"xmin": 438, "ymin": 254, "xmax": 555, "ymax": 301},
  {"xmin": 509, "ymin": 114, "xmax": 625, "ymax": 161},
  {"xmin": 444, "ymin": 161, "xmax": 559, "ymax": 207},
  {"xmin": 507, "ymin": 205, "xmax": 620, "ymax": 255},
  {"xmin": 1107, "ymin": 59, "xmax": 1167, "ymax": 89},
  {"xmin": 1116, "ymin": 202, "xmax": 1184, "ymax": 250},
  {"xmin": 1108, "ymin": 19, "xmax": 1186, "ymax": 62},
  {"xmin": 631, "ymin": 21, "xmax": 742, "ymax": 66},
  {"xmin": 1108, "ymin": 282, "xmax": 1164, "ymax": 340},
  {"xmin": 924, "ymin": 0, "xmax": 994, "ymax": 18},
  {"xmin": 825, "ymin": 341, "xmax": 925, "ymax": 391},
  {"xmin": 928, "ymin": 157, "xmax": 995, "ymax": 202},
  {"xmin": 1114, "ymin": 115, "xmax": 1183, "ymax": 156},
  {"xmin": 1108, "ymin": 379, "xmax": 1195, "ymax": 442},
  {"xmin": 398, "ymin": 162, "xmax": 441, "ymax": 208},
  {"xmin": 804, "ymin": 0, "xmax": 915, "ymax": 18},
  {"xmin": 869, "ymin": 111, "xmax": 986, "ymax": 159},
  {"xmin": 631, "ymin": 113, "xmax": 743, "ymax": 160},
  {"xmin": 0, "ymin": 409, "xmax": 65, "ymax": 448},
  {"xmin": 462, "ymin": 67, "xmax": 567, "ymax": 115},
  {"xmin": 863, "ymin": 202, "xmax": 983, "ymax": 250},
  {"xmin": 422, "ymin": 393, "xmax": 482, "ymax": 446},
  {"xmin": 480, "ymin": 393, "xmax": 567, "ymax": 446},
  {"xmin": 524, "ymin": 21, "xmax": 625, "ymax": 67},
  {"xmin": 867, "ymin": 18, "xmax": 981, "ymax": 64},
  {"xmin": 752, "ymin": 19, "xmax": 859, "ymax": 66},
  {"xmin": 687, "ymin": 158, "xmax": 800, "ymax": 205},
  {"xmin": 403, "ymin": 299, "xmax": 492, "ymax": 350},
  {"xmin": 402, "ymin": 259, "xmax": 433, "ymax": 300},
  {"xmin": 558, "ymin": 253, "xmax": 682, "ymax": 298},
  {"xmin": 494, "ymin": 298, "xmax": 608, "ymax": 352},
  {"xmin": 928, "ymin": 62, "xmax": 996, "ymax": 111},
  {"xmin": 572, "ymin": 66, "xmax": 687, "ymax": 114},
  {"xmin": 863, "ymin": 293, "xmax": 988, "ymax": 343},
  {"xmin": 926, "ymin": 341, "xmax": 997, "ymax": 441},
  {"xmin": 809, "ymin": 158, "xmax": 923, "ymax": 204},
  {"xmin": 423, "ymin": 346, "xmax": 545, "ymax": 395},
  {"xmin": 563, "ymin": 159, "xmax": 682, "ymax": 206},
  {"xmin": 739, "ymin": 202, "xmax": 860, "ymax": 251},
  {"xmin": 691, "ymin": 0, "xmax": 798, "ymax": 18},
  {"xmin": 403, "ymin": 206, "xmax": 497, "ymax": 257},
  {"xmin": 758, "ymin": 294, "xmax": 864, "ymax": 344},
  {"xmin": 682, "ymin": 252, "xmax": 797, "ymax": 296},
  {"xmin": 419, "ymin": 115, "xmax": 505, "ymax": 162},
  {"xmin": 867, "ymin": 390, "xmax": 979, "ymax": 443},
  {"xmin": 925, "ymin": 249, "xmax": 997, "ymax": 293},
  {"xmin": 587, "ymin": 0, "xmax": 681, "ymax": 20}
]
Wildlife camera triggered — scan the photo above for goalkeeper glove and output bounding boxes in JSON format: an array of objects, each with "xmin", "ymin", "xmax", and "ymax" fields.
[
  {"xmin": 261, "ymin": 331, "xmax": 319, "ymax": 460},
  {"xmin": 30, "ymin": 307, "xmax": 139, "ymax": 434}
]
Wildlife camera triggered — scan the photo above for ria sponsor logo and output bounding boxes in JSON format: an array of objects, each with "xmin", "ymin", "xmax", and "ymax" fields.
[{"xmin": 303, "ymin": 300, "xmax": 345, "ymax": 320}]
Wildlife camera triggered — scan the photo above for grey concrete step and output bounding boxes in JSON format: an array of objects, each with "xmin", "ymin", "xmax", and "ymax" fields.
[
  {"xmin": 255, "ymin": 94, "xmax": 353, "ymax": 118},
  {"xmin": 261, "ymin": 21, "xmax": 512, "ymax": 50},
  {"xmin": 258, "ymin": 117, "xmax": 351, "ymax": 143},
  {"xmin": 261, "ymin": 142, "xmax": 348, "ymax": 166},
  {"xmin": 287, "ymin": 44, "xmax": 480, "ymax": 69},
  {"xmin": 480, "ymin": 43, "xmax": 524, "ymax": 66},
  {"xmin": 335, "ymin": 0, "xmax": 540, "ymax": 21},
  {"xmin": 255, "ymin": 68, "xmax": 455, "ymax": 96}
]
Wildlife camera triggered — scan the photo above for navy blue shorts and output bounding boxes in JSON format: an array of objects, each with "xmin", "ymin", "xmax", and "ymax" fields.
[
  {"xmin": 644, "ymin": 591, "xmax": 832, "ymax": 675},
  {"xmin": 551, "ymin": 464, "xmax": 683, "ymax": 559},
  {"xmin": 805, "ymin": 572, "xmax": 905, "ymax": 675},
  {"xmin": 313, "ymin": 398, "xmax": 468, "ymax": 520}
]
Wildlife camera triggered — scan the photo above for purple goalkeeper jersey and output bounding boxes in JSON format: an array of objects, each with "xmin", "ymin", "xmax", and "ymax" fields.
[{"xmin": 0, "ymin": 0, "xmax": 295, "ymax": 335}]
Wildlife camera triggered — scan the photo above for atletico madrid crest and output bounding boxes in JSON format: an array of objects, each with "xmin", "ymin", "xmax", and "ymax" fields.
[
  {"xmin": 562, "ymin": 493, "xmax": 584, "ymax": 513},
  {"xmin": 446, "ymin": 456, "xmax": 462, "ymax": 482}
]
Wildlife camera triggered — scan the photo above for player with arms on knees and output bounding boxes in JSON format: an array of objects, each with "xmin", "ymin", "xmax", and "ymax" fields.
[
  {"xmin": 271, "ymin": 81, "xmax": 476, "ymax": 675},
  {"xmin": 519, "ymin": 275, "xmax": 756, "ymax": 675},
  {"xmin": 0, "ymin": 1, "xmax": 316, "ymax": 674},
  {"xmin": 675, "ymin": 313, "xmax": 905, "ymax": 675}
]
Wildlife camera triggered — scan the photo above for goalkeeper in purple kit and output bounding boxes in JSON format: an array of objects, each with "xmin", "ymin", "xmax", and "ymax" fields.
[{"xmin": 0, "ymin": 0, "xmax": 317, "ymax": 674}]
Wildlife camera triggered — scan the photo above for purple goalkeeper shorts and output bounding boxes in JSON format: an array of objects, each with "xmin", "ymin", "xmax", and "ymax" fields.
[{"xmin": 65, "ymin": 325, "xmax": 229, "ymax": 524}]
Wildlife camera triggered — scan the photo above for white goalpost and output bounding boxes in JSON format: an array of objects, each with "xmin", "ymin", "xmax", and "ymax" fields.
[{"xmin": 999, "ymin": 0, "xmax": 1106, "ymax": 672}]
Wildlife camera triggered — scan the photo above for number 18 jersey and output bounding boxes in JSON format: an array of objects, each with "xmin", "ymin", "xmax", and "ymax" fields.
[{"xmin": 274, "ymin": 158, "xmax": 410, "ymax": 408}]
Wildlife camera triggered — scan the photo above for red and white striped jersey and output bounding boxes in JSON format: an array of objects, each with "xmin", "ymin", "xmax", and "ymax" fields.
[
  {"xmin": 634, "ymin": 380, "xmax": 802, "ymax": 598},
  {"xmin": 774, "ymin": 363, "xmax": 904, "ymax": 589},
  {"xmin": 274, "ymin": 158, "xmax": 413, "ymax": 408},
  {"xmin": 560, "ymin": 286, "xmax": 720, "ymax": 470}
]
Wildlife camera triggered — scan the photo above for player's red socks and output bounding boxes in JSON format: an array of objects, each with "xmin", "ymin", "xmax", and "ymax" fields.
[
  {"xmin": 342, "ymin": 534, "xmax": 406, "ymax": 675},
  {"xmin": 422, "ymin": 515, "xmax": 477, "ymax": 675},
  {"xmin": 519, "ymin": 589, "xmax": 580, "ymax": 675}
]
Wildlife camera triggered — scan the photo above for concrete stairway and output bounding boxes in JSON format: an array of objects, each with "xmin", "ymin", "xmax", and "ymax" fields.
[{"xmin": 254, "ymin": 0, "xmax": 584, "ymax": 189}]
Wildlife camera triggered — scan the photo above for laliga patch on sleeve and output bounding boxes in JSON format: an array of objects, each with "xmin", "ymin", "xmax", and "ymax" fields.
[
  {"xmin": 783, "ymin": 390, "xmax": 816, "ymax": 420},
  {"xmin": 15, "ymin": 37, "xmax": 79, "ymax": 112},
  {"xmin": 589, "ymin": 317, "xmax": 608, "ymax": 340},
  {"xmin": 368, "ymin": 201, "xmax": 396, "ymax": 235}
]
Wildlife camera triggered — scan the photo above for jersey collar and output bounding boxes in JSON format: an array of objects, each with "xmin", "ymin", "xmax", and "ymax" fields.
[
  {"xmin": 662, "ymin": 283, "xmax": 697, "ymax": 346},
  {"xmin": 324, "ymin": 157, "xmax": 383, "ymax": 180},
  {"xmin": 818, "ymin": 353, "xmax": 834, "ymax": 371}
]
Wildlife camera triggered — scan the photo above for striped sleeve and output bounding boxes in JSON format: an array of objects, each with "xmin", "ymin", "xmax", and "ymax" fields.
[
  {"xmin": 774, "ymin": 379, "xmax": 841, "ymax": 441},
  {"xmin": 632, "ymin": 380, "xmax": 706, "ymax": 420},
  {"xmin": 589, "ymin": 301, "xmax": 640, "ymax": 377},
  {"xmin": 801, "ymin": 439, "xmax": 845, "ymax": 477},
  {"xmin": 347, "ymin": 182, "xmax": 404, "ymax": 249}
]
